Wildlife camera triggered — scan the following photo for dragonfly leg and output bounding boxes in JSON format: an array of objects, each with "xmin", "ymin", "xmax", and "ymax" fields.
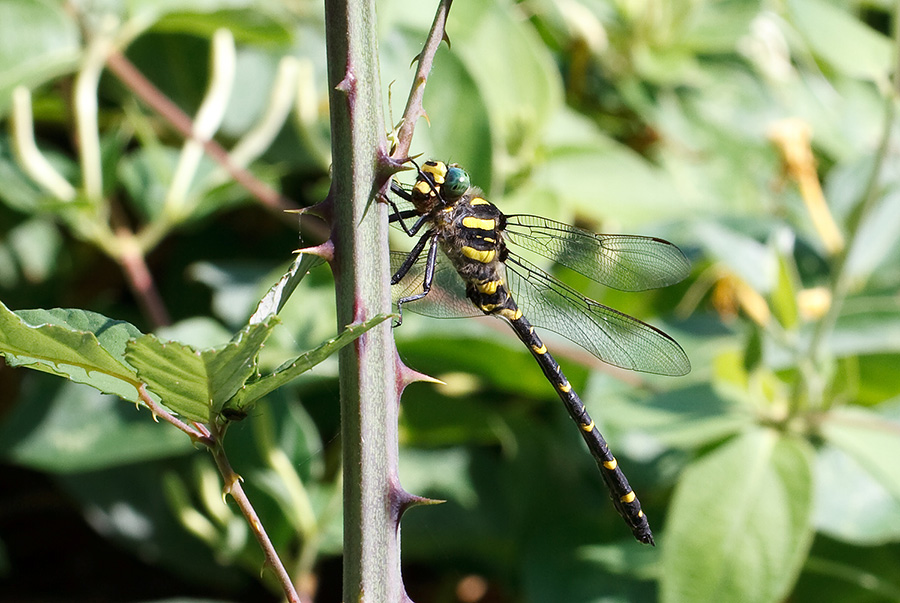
[{"xmin": 394, "ymin": 233, "xmax": 439, "ymax": 327}]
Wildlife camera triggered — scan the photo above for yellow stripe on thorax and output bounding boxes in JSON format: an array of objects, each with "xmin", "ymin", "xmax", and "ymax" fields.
[
  {"xmin": 470, "ymin": 197, "xmax": 490, "ymax": 206},
  {"xmin": 461, "ymin": 246, "xmax": 497, "ymax": 263},
  {"xmin": 462, "ymin": 216, "xmax": 496, "ymax": 231}
]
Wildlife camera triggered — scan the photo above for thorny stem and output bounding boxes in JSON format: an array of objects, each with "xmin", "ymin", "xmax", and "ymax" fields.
[
  {"xmin": 322, "ymin": 0, "xmax": 456, "ymax": 600},
  {"xmin": 323, "ymin": 0, "xmax": 402, "ymax": 597}
]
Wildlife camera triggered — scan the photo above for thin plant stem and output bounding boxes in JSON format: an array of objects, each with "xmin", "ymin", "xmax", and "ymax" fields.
[
  {"xmin": 392, "ymin": 0, "xmax": 453, "ymax": 161},
  {"xmin": 207, "ymin": 421, "xmax": 304, "ymax": 603}
]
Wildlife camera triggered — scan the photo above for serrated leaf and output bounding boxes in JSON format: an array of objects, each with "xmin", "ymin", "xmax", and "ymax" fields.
[
  {"xmin": 661, "ymin": 429, "xmax": 815, "ymax": 603},
  {"xmin": 126, "ymin": 317, "xmax": 280, "ymax": 423},
  {"xmin": 0, "ymin": 301, "xmax": 143, "ymax": 401},
  {"xmin": 225, "ymin": 313, "xmax": 392, "ymax": 412},
  {"xmin": 204, "ymin": 316, "xmax": 280, "ymax": 411},
  {"xmin": 126, "ymin": 336, "xmax": 210, "ymax": 422}
]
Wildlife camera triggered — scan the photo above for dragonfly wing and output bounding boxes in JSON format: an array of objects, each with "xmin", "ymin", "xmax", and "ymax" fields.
[
  {"xmin": 504, "ymin": 214, "xmax": 690, "ymax": 291},
  {"xmin": 390, "ymin": 251, "xmax": 482, "ymax": 319},
  {"xmin": 505, "ymin": 254, "xmax": 690, "ymax": 376}
]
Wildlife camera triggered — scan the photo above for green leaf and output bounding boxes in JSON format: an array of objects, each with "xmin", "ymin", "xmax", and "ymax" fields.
[
  {"xmin": 0, "ymin": 301, "xmax": 143, "ymax": 401},
  {"xmin": 447, "ymin": 0, "xmax": 562, "ymax": 174},
  {"xmin": 844, "ymin": 191, "xmax": 900, "ymax": 283},
  {"xmin": 820, "ymin": 405, "xmax": 900, "ymax": 505},
  {"xmin": 528, "ymin": 119, "xmax": 683, "ymax": 227},
  {"xmin": 830, "ymin": 305, "xmax": 900, "ymax": 357},
  {"xmin": 0, "ymin": 0, "xmax": 80, "ymax": 117},
  {"xmin": 5, "ymin": 217, "xmax": 62, "ymax": 283},
  {"xmin": 0, "ymin": 136, "xmax": 51, "ymax": 213},
  {"xmin": 125, "ymin": 336, "xmax": 210, "ymax": 422},
  {"xmin": 226, "ymin": 313, "xmax": 392, "ymax": 413},
  {"xmin": 604, "ymin": 383, "xmax": 751, "ymax": 450},
  {"xmin": 691, "ymin": 221, "xmax": 776, "ymax": 293},
  {"xmin": 204, "ymin": 316, "xmax": 281, "ymax": 411},
  {"xmin": 858, "ymin": 354, "xmax": 900, "ymax": 405},
  {"xmin": 125, "ymin": 317, "xmax": 280, "ymax": 423},
  {"xmin": 152, "ymin": 8, "xmax": 293, "ymax": 47},
  {"xmin": 661, "ymin": 429, "xmax": 815, "ymax": 603},
  {"xmin": 787, "ymin": 0, "xmax": 892, "ymax": 82},
  {"xmin": 813, "ymin": 442, "xmax": 900, "ymax": 545}
]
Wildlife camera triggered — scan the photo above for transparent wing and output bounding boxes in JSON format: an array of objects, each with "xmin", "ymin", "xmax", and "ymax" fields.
[
  {"xmin": 390, "ymin": 251, "xmax": 481, "ymax": 319},
  {"xmin": 505, "ymin": 253, "xmax": 690, "ymax": 376},
  {"xmin": 504, "ymin": 214, "xmax": 690, "ymax": 291}
]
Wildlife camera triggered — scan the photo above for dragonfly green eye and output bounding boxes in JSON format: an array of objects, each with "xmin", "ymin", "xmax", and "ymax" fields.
[{"xmin": 443, "ymin": 166, "xmax": 470, "ymax": 198}]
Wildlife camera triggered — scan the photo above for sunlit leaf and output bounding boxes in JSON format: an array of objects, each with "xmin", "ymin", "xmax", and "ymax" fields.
[
  {"xmin": 661, "ymin": 429, "xmax": 815, "ymax": 603},
  {"xmin": 820, "ymin": 405, "xmax": 900, "ymax": 505},
  {"xmin": 0, "ymin": 302, "xmax": 143, "ymax": 401},
  {"xmin": 126, "ymin": 317, "xmax": 280, "ymax": 422}
]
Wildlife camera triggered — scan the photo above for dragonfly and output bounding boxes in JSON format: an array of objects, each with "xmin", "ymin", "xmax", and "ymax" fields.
[{"xmin": 387, "ymin": 160, "xmax": 690, "ymax": 544}]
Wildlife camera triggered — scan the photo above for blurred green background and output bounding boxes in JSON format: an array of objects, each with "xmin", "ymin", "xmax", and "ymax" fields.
[{"xmin": 2, "ymin": 0, "xmax": 900, "ymax": 601}]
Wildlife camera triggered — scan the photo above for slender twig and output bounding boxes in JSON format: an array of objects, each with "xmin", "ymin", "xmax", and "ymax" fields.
[
  {"xmin": 115, "ymin": 227, "xmax": 172, "ymax": 327},
  {"xmin": 139, "ymin": 382, "xmax": 303, "ymax": 601},
  {"xmin": 136, "ymin": 384, "xmax": 212, "ymax": 444},
  {"xmin": 207, "ymin": 421, "xmax": 304, "ymax": 603},
  {"xmin": 74, "ymin": 24, "xmax": 113, "ymax": 202},
  {"xmin": 390, "ymin": 0, "xmax": 453, "ymax": 161}
]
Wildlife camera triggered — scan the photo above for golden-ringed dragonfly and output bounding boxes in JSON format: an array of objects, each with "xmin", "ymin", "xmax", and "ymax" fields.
[{"xmin": 387, "ymin": 160, "xmax": 690, "ymax": 545}]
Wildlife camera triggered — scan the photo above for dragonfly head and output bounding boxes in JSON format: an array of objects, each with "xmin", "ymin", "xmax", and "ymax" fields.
[{"xmin": 443, "ymin": 165, "xmax": 471, "ymax": 200}]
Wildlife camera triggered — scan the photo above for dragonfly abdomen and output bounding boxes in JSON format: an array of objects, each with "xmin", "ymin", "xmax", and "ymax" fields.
[{"xmin": 502, "ymin": 309, "xmax": 655, "ymax": 545}]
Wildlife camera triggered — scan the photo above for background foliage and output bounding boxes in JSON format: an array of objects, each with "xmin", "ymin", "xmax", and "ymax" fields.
[{"xmin": 2, "ymin": 0, "xmax": 900, "ymax": 602}]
